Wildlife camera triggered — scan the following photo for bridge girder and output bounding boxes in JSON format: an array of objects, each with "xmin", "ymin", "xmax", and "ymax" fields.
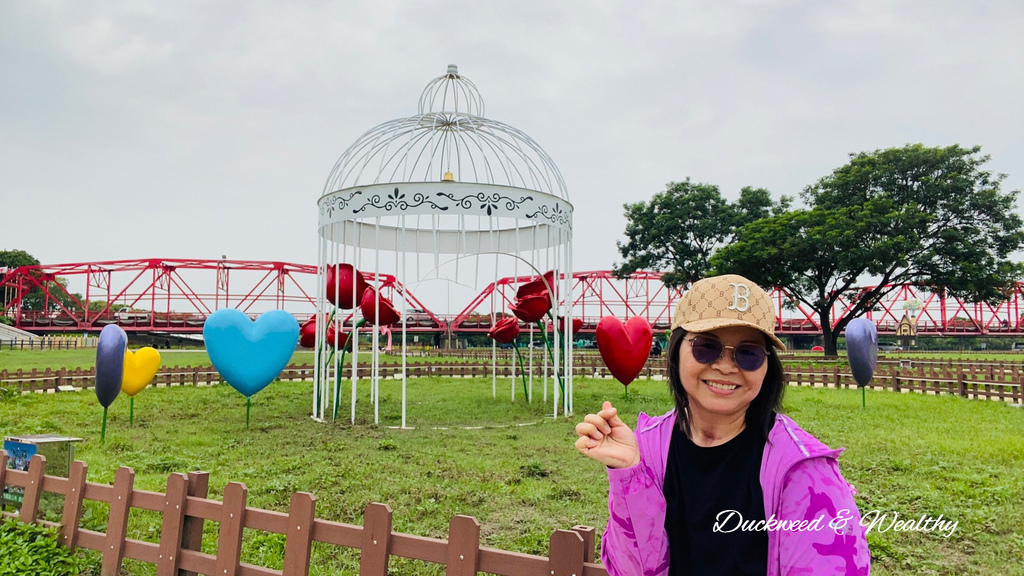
[{"xmin": 3, "ymin": 259, "xmax": 1023, "ymax": 338}]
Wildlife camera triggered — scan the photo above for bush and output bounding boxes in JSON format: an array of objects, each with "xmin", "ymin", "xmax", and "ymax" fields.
[
  {"xmin": 0, "ymin": 518, "xmax": 99, "ymax": 575},
  {"xmin": 0, "ymin": 316, "xmax": 12, "ymax": 326}
]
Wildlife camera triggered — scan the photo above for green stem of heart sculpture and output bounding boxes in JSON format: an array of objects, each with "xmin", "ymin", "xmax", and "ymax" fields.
[
  {"xmin": 130, "ymin": 397, "xmax": 134, "ymax": 426},
  {"xmin": 536, "ymin": 321, "xmax": 565, "ymax": 397},
  {"xmin": 861, "ymin": 386, "xmax": 866, "ymax": 409},
  {"xmin": 101, "ymin": 407, "xmax": 108, "ymax": 443},
  {"xmin": 513, "ymin": 342, "xmax": 530, "ymax": 401},
  {"xmin": 314, "ymin": 309, "xmax": 338, "ymax": 416},
  {"xmin": 333, "ymin": 319, "xmax": 367, "ymax": 422},
  {"xmin": 246, "ymin": 396, "xmax": 251, "ymax": 428}
]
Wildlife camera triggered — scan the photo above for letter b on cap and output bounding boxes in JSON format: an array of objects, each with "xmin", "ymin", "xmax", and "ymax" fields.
[{"xmin": 728, "ymin": 282, "xmax": 750, "ymax": 312}]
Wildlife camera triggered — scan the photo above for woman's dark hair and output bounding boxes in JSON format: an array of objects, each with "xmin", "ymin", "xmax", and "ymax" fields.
[{"xmin": 666, "ymin": 327, "xmax": 786, "ymax": 440}]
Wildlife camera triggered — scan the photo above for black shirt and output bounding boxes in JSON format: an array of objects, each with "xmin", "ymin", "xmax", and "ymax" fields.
[{"xmin": 663, "ymin": 420, "xmax": 768, "ymax": 576}]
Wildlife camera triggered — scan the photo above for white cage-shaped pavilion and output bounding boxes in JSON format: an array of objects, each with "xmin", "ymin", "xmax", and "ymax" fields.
[{"xmin": 314, "ymin": 65, "xmax": 574, "ymax": 426}]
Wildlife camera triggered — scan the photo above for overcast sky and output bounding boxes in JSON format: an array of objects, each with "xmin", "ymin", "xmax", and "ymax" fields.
[{"xmin": 2, "ymin": 1, "xmax": 1023, "ymax": 310}]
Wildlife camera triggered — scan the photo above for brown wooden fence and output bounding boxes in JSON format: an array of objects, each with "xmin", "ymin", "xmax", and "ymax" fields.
[
  {"xmin": 784, "ymin": 362, "xmax": 1024, "ymax": 403},
  {"xmin": 1, "ymin": 452, "xmax": 607, "ymax": 576},
  {"xmin": 0, "ymin": 364, "xmax": 310, "ymax": 394},
  {"xmin": 0, "ymin": 360, "xmax": 664, "ymax": 394},
  {"xmin": 3, "ymin": 358, "xmax": 1023, "ymax": 403}
]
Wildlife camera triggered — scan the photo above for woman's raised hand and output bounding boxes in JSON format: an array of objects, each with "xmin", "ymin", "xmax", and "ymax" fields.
[{"xmin": 574, "ymin": 401, "xmax": 640, "ymax": 469}]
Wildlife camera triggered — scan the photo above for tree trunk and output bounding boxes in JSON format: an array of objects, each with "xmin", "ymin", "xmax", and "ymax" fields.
[{"xmin": 821, "ymin": 311, "xmax": 839, "ymax": 357}]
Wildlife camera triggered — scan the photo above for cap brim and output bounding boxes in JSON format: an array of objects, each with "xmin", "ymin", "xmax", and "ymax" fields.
[{"xmin": 677, "ymin": 318, "xmax": 787, "ymax": 351}]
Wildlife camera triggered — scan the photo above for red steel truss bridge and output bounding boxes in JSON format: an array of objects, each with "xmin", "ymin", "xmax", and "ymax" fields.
[{"xmin": 3, "ymin": 259, "xmax": 1024, "ymax": 338}]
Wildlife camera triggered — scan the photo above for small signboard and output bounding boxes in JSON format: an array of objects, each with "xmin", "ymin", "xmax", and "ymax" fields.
[{"xmin": 3, "ymin": 435, "xmax": 82, "ymax": 510}]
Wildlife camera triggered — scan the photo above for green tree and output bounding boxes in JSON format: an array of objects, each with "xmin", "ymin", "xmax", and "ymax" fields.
[
  {"xmin": 614, "ymin": 180, "xmax": 789, "ymax": 288},
  {"xmin": 713, "ymin": 144, "xmax": 1024, "ymax": 356},
  {"xmin": 1, "ymin": 249, "xmax": 42, "ymax": 311},
  {"xmin": 21, "ymin": 277, "xmax": 85, "ymax": 313},
  {"xmin": 731, "ymin": 186, "xmax": 792, "ymax": 226},
  {"xmin": 0, "ymin": 249, "xmax": 40, "ymax": 270},
  {"xmin": 0, "ymin": 250, "xmax": 83, "ymax": 313},
  {"xmin": 88, "ymin": 300, "xmax": 126, "ymax": 313}
]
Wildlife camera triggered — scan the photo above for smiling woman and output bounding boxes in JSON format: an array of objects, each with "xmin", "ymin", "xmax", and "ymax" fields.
[{"xmin": 574, "ymin": 274, "xmax": 871, "ymax": 576}]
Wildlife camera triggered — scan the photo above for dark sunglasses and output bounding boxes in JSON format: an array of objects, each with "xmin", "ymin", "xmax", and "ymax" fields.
[{"xmin": 685, "ymin": 335, "xmax": 767, "ymax": 371}]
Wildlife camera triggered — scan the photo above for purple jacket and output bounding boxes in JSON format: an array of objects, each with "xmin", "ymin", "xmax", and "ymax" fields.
[{"xmin": 602, "ymin": 411, "xmax": 870, "ymax": 576}]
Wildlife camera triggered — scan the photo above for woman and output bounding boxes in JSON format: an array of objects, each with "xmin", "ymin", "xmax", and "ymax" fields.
[{"xmin": 575, "ymin": 274, "xmax": 870, "ymax": 576}]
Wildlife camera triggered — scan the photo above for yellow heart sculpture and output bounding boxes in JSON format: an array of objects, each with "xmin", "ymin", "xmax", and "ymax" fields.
[{"xmin": 122, "ymin": 347, "xmax": 161, "ymax": 396}]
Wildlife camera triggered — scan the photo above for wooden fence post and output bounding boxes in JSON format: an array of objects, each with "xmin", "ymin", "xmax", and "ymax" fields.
[
  {"xmin": 360, "ymin": 503, "xmax": 393, "ymax": 576},
  {"xmin": 958, "ymin": 373, "xmax": 967, "ymax": 397},
  {"xmin": 61, "ymin": 460, "xmax": 88, "ymax": 550},
  {"xmin": 156, "ymin": 473, "xmax": 190, "ymax": 576},
  {"xmin": 179, "ymin": 471, "xmax": 209, "ymax": 576},
  {"xmin": 447, "ymin": 515, "xmax": 480, "ymax": 576},
  {"xmin": 282, "ymin": 492, "xmax": 316, "ymax": 576},
  {"xmin": 571, "ymin": 525, "xmax": 596, "ymax": 563},
  {"xmin": 19, "ymin": 454, "xmax": 47, "ymax": 524},
  {"xmin": 215, "ymin": 482, "xmax": 248, "ymax": 576},
  {"xmin": 548, "ymin": 530, "xmax": 585, "ymax": 576},
  {"xmin": 102, "ymin": 466, "xmax": 136, "ymax": 576},
  {"xmin": 0, "ymin": 450, "xmax": 7, "ymax": 506}
]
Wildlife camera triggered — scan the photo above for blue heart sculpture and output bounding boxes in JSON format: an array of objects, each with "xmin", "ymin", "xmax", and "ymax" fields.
[
  {"xmin": 203, "ymin": 309, "xmax": 299, "ymax": 397},
  {"xmin": 96, "ymin": 324, "xmax": 127, "ymax": 408},
  {"xmin": 846, "ymin": 318, "xmax": 878, "ymax": 388}
]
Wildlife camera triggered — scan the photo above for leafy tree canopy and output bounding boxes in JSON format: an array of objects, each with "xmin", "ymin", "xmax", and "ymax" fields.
[
  {"xmin": 712, "ymin": 144, "xmax": 1024, "ymax": 355},
  {"xmin": 0, "ymin": 249, "xmax": 40, "ymax": 270},
  {"xmin": 1, "ymin": 250, "xmax": 41, "ymax": 310},
  {"xmin": 614, "ymin": 180, "xmax": 789, "ymax": 288},
  {"xmin": 0, "ymin": 249, "xmax": 84, "ymax": 313}
]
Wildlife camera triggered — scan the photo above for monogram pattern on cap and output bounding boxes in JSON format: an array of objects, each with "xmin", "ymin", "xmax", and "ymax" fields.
[{"xmin": 671, "ymin": 275, "xmax": 775, "ymax": 333}]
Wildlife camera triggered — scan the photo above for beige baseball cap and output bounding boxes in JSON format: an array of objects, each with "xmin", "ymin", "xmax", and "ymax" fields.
[{"xmin": 671, "ymin": 274, "xmax": 786, "ymax": 350}]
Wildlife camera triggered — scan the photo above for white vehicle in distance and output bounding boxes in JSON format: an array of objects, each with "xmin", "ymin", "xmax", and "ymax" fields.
[{"xmin": 115, "ymin": 309, "xmax": 152, "ymax": 323}]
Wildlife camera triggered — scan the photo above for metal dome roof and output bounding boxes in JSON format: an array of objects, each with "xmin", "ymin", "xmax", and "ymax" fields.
[{"xmin": 322, "ymin": 65, "xmax": 568, "ymax": 201}]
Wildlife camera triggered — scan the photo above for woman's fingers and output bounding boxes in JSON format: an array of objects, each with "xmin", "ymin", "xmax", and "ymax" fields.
[
  {"xmin": 583, "ymin": 413, "xmax": 611, "ymax": 435},
  {"xmin": 574, "ymin": 435, "xmax": 599, "ymax": 452},
  {"xmin": 575, "ymin": 404, "xmax": 641, "ymax": 469},
  {"xmin": 576, "ymin": 415, "xmax": 614, "ymax": 440},
  {"xmin": 574, "ymin": 421, "xmax": 600, "ymax": 439},
  {"xmin": 599, "ymin": 401, "xmax": 632, "ymax": 430}
]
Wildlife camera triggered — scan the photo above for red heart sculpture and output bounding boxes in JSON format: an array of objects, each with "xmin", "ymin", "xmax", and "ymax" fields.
[{"xmin": 596, "ymin": 316, "xmax": 653, "ymax": 386}]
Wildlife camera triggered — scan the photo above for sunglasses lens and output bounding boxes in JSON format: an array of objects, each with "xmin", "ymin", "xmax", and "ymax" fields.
[
  {"xmin": 734, "ymin": 344, "xmax": 767, "ymax": 371},
  {"xmin": 688, "ymin": 336, "xmax": 767, "ymax": 371},
  {"xmin": 690, "ymin": 336, "xmax": 724, "ymax": 364}
]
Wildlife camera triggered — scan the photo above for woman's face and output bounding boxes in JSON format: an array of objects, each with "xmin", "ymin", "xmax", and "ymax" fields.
[{"xmin": 678, "ymin": 325, "xmax": 769, "ymax": 421}]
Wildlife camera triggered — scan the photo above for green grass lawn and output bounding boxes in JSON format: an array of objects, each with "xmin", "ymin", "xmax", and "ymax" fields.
[{"xmin": 1, "ymin": 352, "xmax": 1023, "ymax": 575}]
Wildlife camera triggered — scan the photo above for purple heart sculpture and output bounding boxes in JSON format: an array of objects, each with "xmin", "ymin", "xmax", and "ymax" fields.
[
  {"xmin": 846, "ymin": 318, "xmax": 878, "ymax": 388},
  {"xmin": 96, "ymin": 324, "xmax": 127, "ymax": 441},
  {"xmin": 96, "ymin": 324, "xmax": 127, "ymax": 408}
]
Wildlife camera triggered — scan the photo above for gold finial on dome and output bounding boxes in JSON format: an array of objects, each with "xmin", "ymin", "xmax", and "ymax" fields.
[{"xmin": 442, "ymin": 171, "xmax": 455, "ymax": 182}]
